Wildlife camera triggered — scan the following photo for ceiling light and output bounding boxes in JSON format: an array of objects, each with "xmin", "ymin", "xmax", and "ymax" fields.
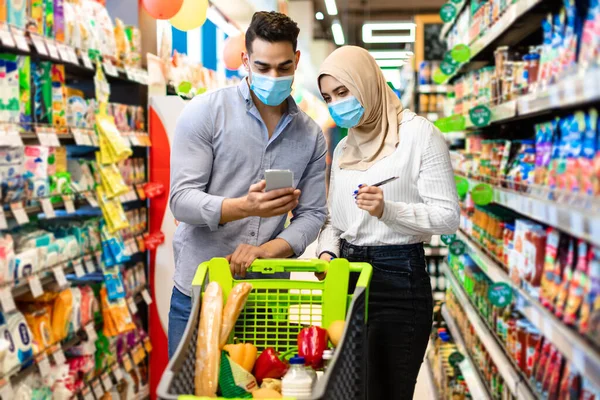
[
  {"xmin": 376, "ymin": 59, "xmax": 406, "ymax": 68},
  {"xmin": 362, "ymin": 22, "xmax": 416, "ymax": 44},
  {"xmin": 331, "ymin": 20, "xmax": 344, "ymax": 45},
  {"xmin": 315, "ymin": 12, "xmax": 324, "ymax": 20},
  {"xmin": 325, "ymin": 0, "xmax": 338, "ymax": 15},
  {"xmin": 368, "ymin": 51, "xmax": 414, "ymax": 60}
]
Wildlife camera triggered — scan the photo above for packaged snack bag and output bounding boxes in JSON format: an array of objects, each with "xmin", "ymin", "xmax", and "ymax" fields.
[
  {"xmin": 51, "ymin": 65, "xmax": 67, "ymax": 127},
  {"xmin": 53, "ymin": 0, "xmax": 65, "ymax": 42},
  {"xmin": 30, "ymin": 0, "xmax": 44, "ymax": 35},
  {"xmin": 7, "ymin": 0, "xmax": 26, "ymax": 29},
  {"xmin": 32, "ymin": 61, "xmax": 52, "ymax": 125}
]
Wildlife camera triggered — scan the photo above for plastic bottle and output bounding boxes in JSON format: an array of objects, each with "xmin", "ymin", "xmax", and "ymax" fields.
[
  {"xmin": 322, "ymin": 349, "xmax": 333, "ymax": 371},
  {"xmin": 282, "ymin": 355, "xmax": 314, "ymax": 399}
]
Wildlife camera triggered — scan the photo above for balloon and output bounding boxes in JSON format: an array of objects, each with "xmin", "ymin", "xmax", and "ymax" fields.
[
  {"xmin": 169, "ymin": 0, "xmax": 209, "ymax": 32},
  {"xmin": 223, "ymin": 35, "xmax": 246, "ymax": 70},
  {"xmin": 141, "ymin": 0, "xmax": 184, "ymax": 20}
]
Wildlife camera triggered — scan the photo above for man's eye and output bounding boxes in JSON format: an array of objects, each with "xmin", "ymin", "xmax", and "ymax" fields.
[{"xmin": 258, "ymin": 68, "xmax": 269, "ymax": 73}]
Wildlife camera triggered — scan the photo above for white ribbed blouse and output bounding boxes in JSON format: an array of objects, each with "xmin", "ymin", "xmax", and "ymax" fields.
[{"xmin": 316, "ymin": 110, "xmax": 460, "ymax": 257}]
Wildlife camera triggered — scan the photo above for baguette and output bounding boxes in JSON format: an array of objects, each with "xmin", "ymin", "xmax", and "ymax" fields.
[
  {"xmin": 219, "ymin": 282, "xmax": 253, "ymax": 348},
  {"xmin": 195, "ymin": 282, "xmax": 223, "ymax": 397}
]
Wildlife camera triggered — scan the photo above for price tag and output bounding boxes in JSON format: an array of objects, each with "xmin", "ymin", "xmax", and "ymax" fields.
[
  {"xmin": 84, "ymin": 256, "xmax": 96, "ymax": 273},
  {"xmin": 0, "ymin": 379, "xmax": 14, "ymax": 400},
  {"xmin": 92, "ymin": 380, "xmax": 104, "ymax": 399},
  {"xmin": 57, "ymin": 43, "xmax": 71, "ymax": 62},
  {"xmin": 544, "ymin": 318, "xmax": 553, "ymax": 341},
  {"xmin": 101, "ymin": 372, "xmax": 113, "ymax": 391},
  {"xmin": 95, "ymin": 251, "xmax": 102, "ymax": 267},
  {"xmin": 81, "ymin": 52, "xmax": 94, "ymax": 69},
  {"xmin": 82, "ymin": 387, "xmax": 94, "ymax": 400},
  {"xmin": 37, "ymin": 353, "xmax": 51, "ymax": 377},
  {"xmin": 53, "ymin": 266, "xmax": 68, "ymax": 288},
  {"xmin": 10, "ymin": 202, "xmax": 29, "ymax": 225},
  {"xmin": 30, "ymin": 34, "xmax": 48, "ymax": 56},
  {"xmin": 62, "ymin": 195, "xmax": 76, "ymax": 214},
  {"xmin": 0, "ymin": 208, "xmax": 8, "ymax": 230},
  {"xmin": 53, "ymin": 346, "xmax": 66, "ymax": 365},
  {"xmin": 85, "ymin": 323, "xmax": 98, "ymax": 342},
  {"xmin": 141, "ymin": 289, "xmax": 152, "ymax": 305},
  {"xmin": 73, "ymin": 259, "xmax": 85, "ymax": 278},
  {"xmin": 570, "ymin": 213, "xmax": 584, "ymax": 236},
  {"xmin": 143, "ymin": 337, "xmax": 153, "ymax": 353},
  {"xmin": 0, "ymin": 287, "xmax": 16, "ymax": 313},
  {"xmin": 122, "ymin": 353, "xmax": 133, "ymax": 372},
  {"xmin": 125, "ymin": 67, "xmax": 135, "ymax": 81},
  {"xmin": 49, "ymin": 130, "xmax": 61, "ymax": 147},
  {"xmin": 40, "ymin": 198, "xmax": 55, "ymax": 219},
  {"xmin": 103, "ymin": 60, "xmax": 118, "ymax": 77},
  {"xmin": 0, "ymin": 23, "xmax": 15, "ymax": 47},
  {"xmin": 572, "ymin": 348, "xmax": 586, "ymax": 374},
  {"xmin": 45, "ymin": 39, "xmax": 60, "ymax": 60},
  {"xmin": 112, "ymin": 363, "xmax": 124, "ymax": 381},
  {"xmin": 67, "ymin": 47, "xmax": 79, "ymax": 65},
  {"xmin": 84, "ymin": 192, "xmax": 99, "ymax": 208},
  {"xmin": 81, "ymin": 130, "xmax": 93, "ymax": 146},
  {"xmin": 29, "ymin": 275, "xmax": 44, "ymax": 298},
  {"xmin": 71, "ymin": 128, "xmax": 84, "ymax": 145},
  {"xmin": 11, "ymin": 29, "xmax": 28, "ymax": 52},
  {"xmin": 127, "ymin": 297, "xmax": 138, "ymax": 315},
  {"xmin": 90, "ymin": 132, "xmax": 99, "ymax": 147}
]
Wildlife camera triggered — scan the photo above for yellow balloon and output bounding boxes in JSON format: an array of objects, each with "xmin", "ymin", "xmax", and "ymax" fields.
[{"xmin": 169, "ymin": 0, "xmax": 208, "ymax": 31}]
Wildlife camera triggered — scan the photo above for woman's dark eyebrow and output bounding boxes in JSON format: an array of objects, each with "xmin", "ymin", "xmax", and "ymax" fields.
[{"xmin": 332, "ymin": 85, "xmax": 346, "ymax": 92}]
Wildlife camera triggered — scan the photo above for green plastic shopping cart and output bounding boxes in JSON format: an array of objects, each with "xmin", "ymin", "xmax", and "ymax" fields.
[{"xmin": 157, "ymin": 257, "xmax": 372, "ymax": 400}]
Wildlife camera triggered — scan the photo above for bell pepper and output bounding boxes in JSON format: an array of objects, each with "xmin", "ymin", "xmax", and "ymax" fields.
[
  {"xmin": 223, "ymin": 342, "xmax": 258, "ymax": 373},
  {"xmin": 253, "ymin": 348, "xmax": 288, "ymax": 384},
  {"xmin": 298, "ymin": 326, "xmax": 328, "ymax": 369}
]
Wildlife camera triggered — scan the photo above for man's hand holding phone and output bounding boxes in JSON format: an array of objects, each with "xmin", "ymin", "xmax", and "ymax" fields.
[{"xmin": 243, "ymin": 180, "xmax": 300, "ymax": 218}]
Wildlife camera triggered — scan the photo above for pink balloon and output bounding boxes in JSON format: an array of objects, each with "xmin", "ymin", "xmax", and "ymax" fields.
[
  {"xmin": 141, "ymin": 0, "xmax": 184, "ymax": 20},
  {"xmin": 223, "ymin": 35, "xmax": 246, "ymax": 70}
]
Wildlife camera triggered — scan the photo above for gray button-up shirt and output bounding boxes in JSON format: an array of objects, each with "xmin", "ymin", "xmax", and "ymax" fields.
[{"xmin": 170, "ymin": 79, "xmax": 328, "ymax": 296}]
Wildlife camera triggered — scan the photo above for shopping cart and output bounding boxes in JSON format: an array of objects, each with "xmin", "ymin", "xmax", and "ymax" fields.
[{"xmin": 157, "ymin": 258, "xmax": 372, "ymax": 400}]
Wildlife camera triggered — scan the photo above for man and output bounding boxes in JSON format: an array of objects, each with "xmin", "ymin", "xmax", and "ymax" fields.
[{"xmin": 168, "ymin": 11, "xmax": 328, "ymax": 357}]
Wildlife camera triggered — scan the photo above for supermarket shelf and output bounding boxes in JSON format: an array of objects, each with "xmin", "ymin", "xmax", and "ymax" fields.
[
  {"xmin": 464, "ymin": 100, "xmax": 517, "ymax": 129},
  {"xmin": 424, "ymin": 344, "xmax": 440, "ymax": 400},
  {"xmin": 456, "ymin": 230, "xmax": 511, "ymax": 284},
  {"xmin": 440, "ymin": 0, "xmax": 467, "ymax": 39},
  {"xmin": 458, "ymin": 175, "xmax": 600, "ymax": 248},
  {"xmin": 518, "ymin": 68, "xmax": 600, "ymax": 116},
  {"xmin": 441, "ymin": 305, "xmax": 491, "ymax": 400},
  {"xmin": 454, "ymin": 230, "xmax": 600, "ymax": 385},
  {"xmin": 418, "ymin": 84, "xmax": 451, "ymax": 94},
  {"xmin": 443, "ymin": 264, "xmax": 536, "ymax": 400},
  {"xmin": 425, "ymin": 247, "xmax": 449, "ymax": 257}
]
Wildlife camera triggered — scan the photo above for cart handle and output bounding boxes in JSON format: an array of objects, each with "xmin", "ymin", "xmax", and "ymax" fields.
[{"xmin": 246, "ymin": 258, "xmax": 327, "ymax": 274}]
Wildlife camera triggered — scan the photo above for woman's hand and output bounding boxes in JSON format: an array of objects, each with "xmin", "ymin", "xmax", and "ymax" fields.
[
  {"xmin": 355, "ymin": 184, "xmax": 385, "ymax": 218},
  {"xmin": 315, "ymin": 253, "xmax": 334, "ymax": 281}
]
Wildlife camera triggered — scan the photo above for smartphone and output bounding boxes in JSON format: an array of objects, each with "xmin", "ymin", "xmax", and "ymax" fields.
[{"xmin": 265, "ymin": 169, "xmax": 294, "ymax": 192}]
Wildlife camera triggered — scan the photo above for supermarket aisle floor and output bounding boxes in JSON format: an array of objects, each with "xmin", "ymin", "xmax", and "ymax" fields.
[{"xmin": 299, "ymin": 243, "xmax": 434, "ymax": 400}]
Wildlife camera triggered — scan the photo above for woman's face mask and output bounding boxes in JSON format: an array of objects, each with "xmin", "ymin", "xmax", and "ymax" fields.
[
  {"xmin": 328, "ymin": 96, "xmax": 365, "ymax": 129},
  {"xmin": 250, "ymin": 72, "xmax": 294, "ymax": 106}
]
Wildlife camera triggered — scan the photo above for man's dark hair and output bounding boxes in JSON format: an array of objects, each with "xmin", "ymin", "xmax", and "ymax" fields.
[{"xmin": 245, "ymin": 11, "xmax": 300, "ymax": 54}]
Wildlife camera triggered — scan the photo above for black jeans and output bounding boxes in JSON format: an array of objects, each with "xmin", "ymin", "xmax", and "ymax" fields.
[{"xmin": 342, "ymin": 240, "xmax": 433, "ymax": 400}]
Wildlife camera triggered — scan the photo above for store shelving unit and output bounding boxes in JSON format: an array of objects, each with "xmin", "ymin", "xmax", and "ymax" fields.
[
  {"xmin": 455, "ymin": 229, "xmax": 600, "ymax": 385},
  {"xmin": 439, "ymin": 0, "xmax": 467, "ymax": 39},
  {"xmin": 418, "ymin": 84, "xmax": 451, "ymax": 94},
  {"xmin": 424, "ymin": 341, "xmax": 440, "ymax": 400},
  {"xmin": 464, "ymin": 100, "xmax": 517, "ymax": 129},
  {"xmin": 443, "ymin": 263, "xmax": 537, "ymax": 399},
  {"xmin": 441, "ymin": 305, "xmax": 491, "ymax": 400}
]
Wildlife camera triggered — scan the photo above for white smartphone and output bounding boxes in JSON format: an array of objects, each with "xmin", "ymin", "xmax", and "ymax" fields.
[{"xmin": 265, "ymin": 169, "xmax": 294, "ymax": 192}]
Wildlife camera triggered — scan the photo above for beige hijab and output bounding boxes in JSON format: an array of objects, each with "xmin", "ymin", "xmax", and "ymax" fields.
[{"xmin": 319, "ymin": 46, "xmax": 404, "ymax": 170}]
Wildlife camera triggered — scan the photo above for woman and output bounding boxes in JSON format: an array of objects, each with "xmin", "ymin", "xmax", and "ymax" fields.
[{"xmin": 316, "ymin": 46, "xmax": 460, "ymax": 399}]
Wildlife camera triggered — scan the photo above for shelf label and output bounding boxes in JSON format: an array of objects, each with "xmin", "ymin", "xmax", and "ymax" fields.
[
  {"xmin": 29, "ymin": 275, "xmax": 44, "ymax": 298},
  {"xmin": 37, "ymin": 353, "xmax": 51, "ymax": 377},
  {"xmin": 570, "ymin": 213, "xmax": 584, "ymax": 236},
  {"xmin": 84, "ymin": 192, "xmax": 99, "ymax": 208},
  {"xmin": 441, "ymin": 234, "xmax": 456, "ymax": 245},
  {"xmin": 30, "ymin": 34, "xmax": 48, "ymax": 56},
  {"xmin": 63, "ymin": 195, "xmax": 76, "ymax": 214},
  {"xmin": 40, "ymin": 198, "xmax": 55, "ymax": 219},
  {"xmin": 45, "ymin": 39, "xmax": 60, "ymax": 60},
  {"xmin": 101, "ymin": 372, "xmax": 113, "ymax": 391},
  {"xmin": 82, "ymin": 387, "xmax": 94, "ymax": 400},
  {"xmin": 92, "ymin": 380, "xmax": 104, "ymax": 398},
  {"xmin": 80, "ymin": 51, "xmax": 94, "ymax": 69},
  {"xmin": 67, "ymin": 46, "xmax": 79, "ymax": 65},
  {"xmin": 57, "ymin": 43, "xmax": 71, "ymax": 62},
  {"xmin": 122, "ymin": 353, "xmax": 133, "ymax": 372},
  {"xmin": 112, "ymin": 363, "xmax": 124, "ymax": 381},
  {"xmin": 53, "ymin": 266, "xmax": 68, "ymax": 288},
  {"xmin": 440, "ymin": 3, "xmax": 457, "ymax": 22},
  {"xmin": 73, "ymin": 259, "xmax": 85, "ymax": 278},
  {"xmin": 103, "ymin": 60, "xmax": 119, "ymax": 77},
  {"xmin": 449, "ymin": 240, "xmax": 466, "ymax": 256},
  {"xmin": 85, "ymin": 323, "xmax": 98, "ymax": 342},
  {"xmin": 53, "ymin": 346, "xmax": 66, "ymax": 365},
  {"xmin": 10, "ymin": 202, "xmax": 29, "ymax": 225},
  {"xmin": 469, "ymin": 105, "xmax": 492, "ymax": 128},
  {"xmin": 142, "ymin": 288, "xmax": 153, "ymax": 305},
  {"xmin": 127, "ymin": 297, "xmax": 138, "ymax": 315},
  {"xmin": 95, "ymin": 251, "xmax": 103, "ymax": 267},
  {"xmin": 488, "ymin": 282, "xmax": 513, "ymax": 307},
  {"xmin": 11, "ymin": 29, "xmax": 28, "ymax": 51},
  {"xmin": 0, "ymin": 379, "xmax": 14, "ymax": 400},
  {"xmin": 0, "ymin": 209, "xmax": 7, "ymax": 230},
  {"xmin": 84, "ymin": 256, "xmax": 96, "ymax": 273},
  {"xmin": 448, "ymin": 351, "xmax": 465, "ymax": 367},
  {"xmin": 0, "ymin": 287, "xmax": 16, "ymax": 313},
  {"xmin": 0, "ymin": 23, "xmax": 15, "ymax": 47}
]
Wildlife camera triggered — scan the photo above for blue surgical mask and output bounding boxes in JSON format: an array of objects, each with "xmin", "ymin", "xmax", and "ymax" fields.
[
  {"xmin": 250, "ymin": 72, "xmax": 294, "ymax": 106},
  {"xmin": 328, "ymin": 96, "xmax": 365, "ymax": 128}
]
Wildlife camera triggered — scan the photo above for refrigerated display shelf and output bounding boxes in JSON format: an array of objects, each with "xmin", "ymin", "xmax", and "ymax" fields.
[
  {"xmin": 441, "ymin": 305, "xmax": 491, "ymax": 399},
  {"xmin": 456, "ymin": 174, "xmax": 600, "ymax": 248},
  {"xmin": 443, "ymin": 263, "xmax": 536, "ymax": 399},
  {"xmin": 454, "ymin": 229, "xmax": 600, "ymax": 385}
]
